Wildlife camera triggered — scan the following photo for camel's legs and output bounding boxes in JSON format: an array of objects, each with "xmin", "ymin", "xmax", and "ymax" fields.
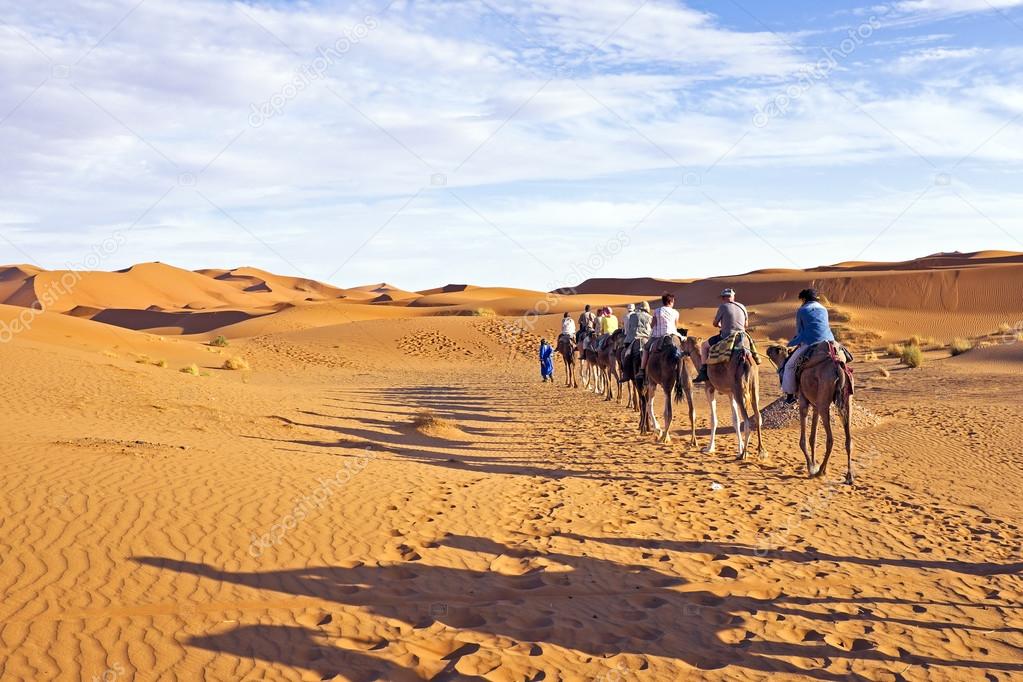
[
  {"xmin": 637, "ymin": 381, "xmax": 649, "ymax": 433},
  {"xmin": 843, "ymin": 397, "xmax": 854, "ymax": 485},
  {"xmin": 729, "ymin": 396, "xmax": 746, "ymax": 460},
  {"xmin": 817, "ymin": 404, "xmax": 835, "ymax": 478},
  {"xmin": 685, "ymin": 385, "xmax": 697, "ymax": 448},
  {"xmin": 798, "ymin": 399, "xmax": 813, "ymax": 475},
  {"xmin": 809, "ymin": 408, "xmax": 820, "ymax": 471},
  {"xmin": 647, "ymin": 384, "xmax": 661, "ymax": 436},
  {"xmin": 749, "ymin": 380, "xmax": 765, "ymax": 457},
  {"xmin": 659, "ymin": 384, "xmax": 673, "ymax": 444},
  {"xmin": 703, "ymin": 388, "xmax": 717, "ymax": 453}
]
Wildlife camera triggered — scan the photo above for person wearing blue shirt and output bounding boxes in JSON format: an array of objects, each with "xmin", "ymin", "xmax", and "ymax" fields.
[
  {"xmin": 539, "ymin": 338, "xmax": 555, "ymax": 383},
  {"xmin": 782, "ymin": 288, "xmax": 835, "ymax": 402}
]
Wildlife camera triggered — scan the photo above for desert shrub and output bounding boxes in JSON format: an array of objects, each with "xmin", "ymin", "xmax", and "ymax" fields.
[
  {"xmin": 950, "ymin": 338, "xmax": 972, "ymax": 356},
  {"xmin": 153, "ymin": 359, "xmax": 168, "ymax": 368},
  {"xmin": 222, "ymin": 356, "xmax": 250, "ymax": 371},
  {"xmin": 907, "ymin": 334, "xmax": 922, "ymax": 347},
  {"xmin": 210, "ymin": 335, "xmax": 229, "ymax": 347},
  {"xmin": 997, "ymin": 321, "xmax": 1012, "ymax": 334},
  {"xmin": 864, "ymin": 350, "xmax": 878, "ymax": 361},
  {"xmin": 885, "ymin": 343, "xmax": 903, "ymax": 357},
  {"xmin": 435, "ymin": 307, "xmax": 497, "ymax": 317},
  {"xmin": 900, "ymin": 345, "xmax": 924, "ymax": 368},
  {"xmin": 412, "ymin": 410, "xmax": 440, "ymax": 428},
  {"xmin": 180, "ymin": 364, "xmax": 200, "ymax": 376}
]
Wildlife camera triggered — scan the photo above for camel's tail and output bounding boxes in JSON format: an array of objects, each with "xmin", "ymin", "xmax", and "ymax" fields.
[{"xmin": 833, "ymin": 360, "xmax": 854, "ymax": 416}]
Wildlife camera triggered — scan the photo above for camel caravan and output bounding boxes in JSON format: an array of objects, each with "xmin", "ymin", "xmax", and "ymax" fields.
[{"xmin": 549, "ymin": 288, "xmax": 856, "ymax": 483}]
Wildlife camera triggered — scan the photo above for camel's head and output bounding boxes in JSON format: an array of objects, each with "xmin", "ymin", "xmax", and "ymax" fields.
[
  {"xmin": 682, "ymin": 335, "xmax": 700, "ymax": 356},
  {"xmin": 766, "ymin": 345, "xmax": 790, "ymax": 369}
]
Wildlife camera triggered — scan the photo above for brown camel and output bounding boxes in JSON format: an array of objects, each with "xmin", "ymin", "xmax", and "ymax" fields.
[
  {"xmin": 556, "ymin": 334, "xmax": 578, "ymax": 388},
  {"xmin": 767, "ymin": 344, "xmax": 854, "ymax": 484},
  {"xmin": 637, "ymin": 336, "xmax": 698, "ymax": 446},
  {"xmin": 595, "ymin": 329, "xmax": 624, "ymax": 402},
  {"xmin": 618, "ymin": 339, "xmax": 640, "ymax": 410},
  {"xmin": 577, "ymin": 332, "xmax": 601, "ymax": 394},
  {"xmin": 684, "ymin": 335, "xmax": 764, "ymax": 460}
]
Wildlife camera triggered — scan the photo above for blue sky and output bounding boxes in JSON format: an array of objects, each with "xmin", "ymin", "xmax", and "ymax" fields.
[{"xmin": 1, "ymin": 0, "xmax": 1022, "ymax": 290}]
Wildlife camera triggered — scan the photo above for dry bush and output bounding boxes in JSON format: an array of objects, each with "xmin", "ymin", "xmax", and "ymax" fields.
[
  {"xmin": 210, "ymin": 335, "xmax": 229, "ymax": 347},
  {"xmin": 864, "ymin": 350, "xmax": 878, "ymax": 361},
  {"xmin": 411, "ymin": 409, "xmax": 448, "ymax": 429},
  {"xmin": 886, "ymin": 343, "xmax": 903, "ymax": 357},
  {"xmin": 900, "ymin": 345, "xmax": 924, "ymax": 368},
  {"xmin": 435, "ymin": 307, "xmax": 497, "ymax": 317},
  {"xmin": 997, "ymin": 321, "xmax": 1012, "ymax": 334},
  {"xmin": 950, "ymin": 338, "xmax": 973, "ymax": 356},
  {"xmin": 153, "ymin": 359, "xmax": 168, "ymax": 368},
  {"xmin": 829, "ymin": 308, "xmax": 852, "ymax": 323},
  {"xmin": 222, "ymin": 356, "xmax": 250, "ymax": 371},
  {"xmin": 180, "ymin": 364, "xmax": 200, "ymax": 376}
]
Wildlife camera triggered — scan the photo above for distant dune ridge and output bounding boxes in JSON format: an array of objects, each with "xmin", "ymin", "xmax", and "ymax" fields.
[{"xmin": 0, "ymin": 251, "xmax": 1020, "ymax": 341}]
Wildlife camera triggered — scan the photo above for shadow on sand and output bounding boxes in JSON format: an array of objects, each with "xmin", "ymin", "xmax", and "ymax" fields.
[{"xmin": 134, "ymin": 535, "xmax": 1023, "ymax": 680}]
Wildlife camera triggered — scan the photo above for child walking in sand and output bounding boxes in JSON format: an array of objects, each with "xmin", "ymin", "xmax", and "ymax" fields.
[{"xmin": 539, "ymin": 339, "xmax": 554, "ymax": 383}]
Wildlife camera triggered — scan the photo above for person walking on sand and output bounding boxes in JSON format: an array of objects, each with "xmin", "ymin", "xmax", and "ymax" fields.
[
  {"xmin": 695, "ymin": 288, "xmax": 748, "ymax": 384},
  {"xmin": 539, "ymin": 338, "xmax": 555, "ymax": 383},
  {"xmin": 780, "ymin": 288, "xmax": 835, "ymax": 402}
]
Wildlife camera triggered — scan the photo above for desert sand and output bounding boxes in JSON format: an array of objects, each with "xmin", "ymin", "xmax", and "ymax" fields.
[{"xmin": 1, "ymin": 252, "xmax": 1021, "ymax": 681}]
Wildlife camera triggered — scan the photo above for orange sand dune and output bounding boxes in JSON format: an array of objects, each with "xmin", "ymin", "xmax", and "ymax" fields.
[
  {"xmin": 573, "ymin": 252, "xmax": 1023, "ymax": 335},
  {"xmin": 351, "ymin": 282, "xmax": 422, "ymax": 302},
  {"xmin": 197, "ymin": 266, "xmax": 352, "ymax": 303},
  {"xmin": 411, "ymin": 287, "xmax": 555, "ymax": 307},
  {"xmin": 3, "ymin": 262, "xmax": 257, "ymax": 313}
]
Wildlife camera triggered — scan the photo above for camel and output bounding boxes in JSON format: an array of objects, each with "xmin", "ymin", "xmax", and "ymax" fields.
[
  {"xmin": 767, "ymin": 344, "xmax": 854, "ymax": 484},
  {"xmin": 582, "ymin": 341, "xmax": 602, "ymax": 394},
  {"xmin": 595, "ymin": 329, "xmax": 624, "ymax": 402},
  {"xmin": 577, "ymin": 332, "xmax": 600, "ymax": 394},
  {"xmin": 684, "ymin": 335, "xmax": 764, "ymax": 461},
  {"xmin": 617, "ymin": 340, "xmax": 640, "ymax": 410},
  {"xmin": 637, "ymin": 336, "xmax": 698, "ymax": 446},
  {"xmin": 556, "ymin": 334, "xmax": 578, "ymax": 388}
]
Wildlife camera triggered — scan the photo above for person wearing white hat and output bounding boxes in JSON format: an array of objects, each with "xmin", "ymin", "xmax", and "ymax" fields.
[{"xmin": 694, "ymin": 287, "xmax": 748, "ymax": 383}]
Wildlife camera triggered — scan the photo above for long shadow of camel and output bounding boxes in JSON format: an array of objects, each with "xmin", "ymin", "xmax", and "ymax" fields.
[
  {"xmin": 133, "ymin": 535, "xmax": 1023, "ymax": 679},
  {"xmin": 556, "ymin": 533, "xmax": 1023, "ymax": 577}
]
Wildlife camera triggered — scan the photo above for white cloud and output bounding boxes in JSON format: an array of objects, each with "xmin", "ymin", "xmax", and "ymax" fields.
[{"xmin": 0, "ymin": 0, "xmax": 1021, "ymax": 287}]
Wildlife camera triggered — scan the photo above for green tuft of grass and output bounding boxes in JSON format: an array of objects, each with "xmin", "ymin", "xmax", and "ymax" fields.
[
  {"xmin": 210, "ymin": 335, "xmax": 230, "ymax": 347},
  {"xmin": 950, "ymin": 338, "xmax": 972, "ymax": 356},
  {"xmin": 222, "ymin": 356, "xmax": 250, "ymax": 371},
  {"xmin": 180, "ymin": 364, "xmax": 200, "ymax": 376},
  {"xmin": 900, "ymin": 344, "xmax": 924, "ymax": 368}
]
